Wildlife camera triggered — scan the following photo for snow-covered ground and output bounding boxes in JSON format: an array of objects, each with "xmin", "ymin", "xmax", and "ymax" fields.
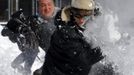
[{"xmin": 0, "ymin": 0, "xmax": 134, "ymax": 75}]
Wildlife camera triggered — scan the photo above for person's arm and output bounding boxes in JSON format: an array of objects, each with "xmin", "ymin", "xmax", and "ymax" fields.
[
  {"xmin": 1, "ymin": 27, "xmax": 11, "ymax": 36},
  {"xmin": 1, "ymin": 27, "xmax": 18, "ymax": 43},
  {"xmin": 89, "ymin": 46, "xmax": 104, "ymax": 65}
]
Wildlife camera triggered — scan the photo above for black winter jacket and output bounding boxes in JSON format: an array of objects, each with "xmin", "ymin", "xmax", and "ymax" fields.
[{"xmin": 42, "ymin": 9, "xmax": 104, "ymax": 75}]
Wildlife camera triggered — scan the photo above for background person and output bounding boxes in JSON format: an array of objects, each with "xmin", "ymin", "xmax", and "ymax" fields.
[{"xmin": 33, "ymin": 0, "xmax": 60, "ymax": 75}]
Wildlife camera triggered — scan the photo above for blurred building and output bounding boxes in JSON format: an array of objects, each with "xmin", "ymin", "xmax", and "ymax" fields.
[{"xmin": 0, "ymin": 0, "xmax": 71, "ymax": 24}]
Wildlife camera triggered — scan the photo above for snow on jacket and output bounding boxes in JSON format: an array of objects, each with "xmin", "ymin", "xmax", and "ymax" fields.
[
  {"xmin": 42, "ymin": 7, "xmax": 104, "ymax": 75},
  {"xmin": 38, "ymin": 7, "xmax": 60, "ymax": 52}
]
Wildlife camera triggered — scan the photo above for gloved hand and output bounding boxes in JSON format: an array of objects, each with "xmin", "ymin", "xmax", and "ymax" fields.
[{"xmin": 94, "ymin": 7, "xmax": 102, "ymax": 16}]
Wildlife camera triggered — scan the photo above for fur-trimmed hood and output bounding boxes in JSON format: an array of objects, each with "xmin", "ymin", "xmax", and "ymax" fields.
[
  {"xmin": 54, "ymin": 6, "xmax": 73, "ymax": 27},
  {"xmin": 61, "ymin": 6, "xmax": 72, "ymax": 23}
]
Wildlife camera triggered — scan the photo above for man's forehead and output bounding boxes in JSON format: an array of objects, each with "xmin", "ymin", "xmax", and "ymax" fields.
[{"xmin": 39, "ymin": 0, "xmax": 53, "ymax": 3}]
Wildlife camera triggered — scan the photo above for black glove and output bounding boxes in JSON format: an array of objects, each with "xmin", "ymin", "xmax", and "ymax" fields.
[{"xmin": 94, "ymin": 7, "xmax": 102, "ymax": 16}]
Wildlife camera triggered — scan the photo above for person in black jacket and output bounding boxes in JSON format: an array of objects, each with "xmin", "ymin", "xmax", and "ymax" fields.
[
  {"xmin": 41, "ymin": 0, "xmax": 104, "ymax": 75},
  {"xmin": 1, "ymin": 10, "xmax": 39, "ymax": 75}
]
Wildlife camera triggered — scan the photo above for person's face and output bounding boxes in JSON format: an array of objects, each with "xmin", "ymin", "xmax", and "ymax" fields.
[
  {"xmin": 73, "ymin": 10, "xmax": 93, "ymax": 26},
  {"xmin": 74, "ymin": 15, "xmax": 91, "ymax": 26},
  {"xmin": 39, "ymin": 0, "xmax": 55, "ymax": 18}
]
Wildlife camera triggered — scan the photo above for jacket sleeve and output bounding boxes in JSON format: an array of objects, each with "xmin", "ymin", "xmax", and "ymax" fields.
[
  {"xmin": 1, "ymin": 27, "xmax": 11, "ymax": 36},
  {"xmin": 89, "ymin": 46, "xmax": 104, "ymax": 65},
  {"xmin": 1, "ymin": 27, "xmax": 18, "ymax": 43}
]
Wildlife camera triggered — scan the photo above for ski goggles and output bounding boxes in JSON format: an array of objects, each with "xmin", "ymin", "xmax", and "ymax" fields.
[{"xmin": 74, "ymin": 15, "xmax": 91, "ymax": 22}]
